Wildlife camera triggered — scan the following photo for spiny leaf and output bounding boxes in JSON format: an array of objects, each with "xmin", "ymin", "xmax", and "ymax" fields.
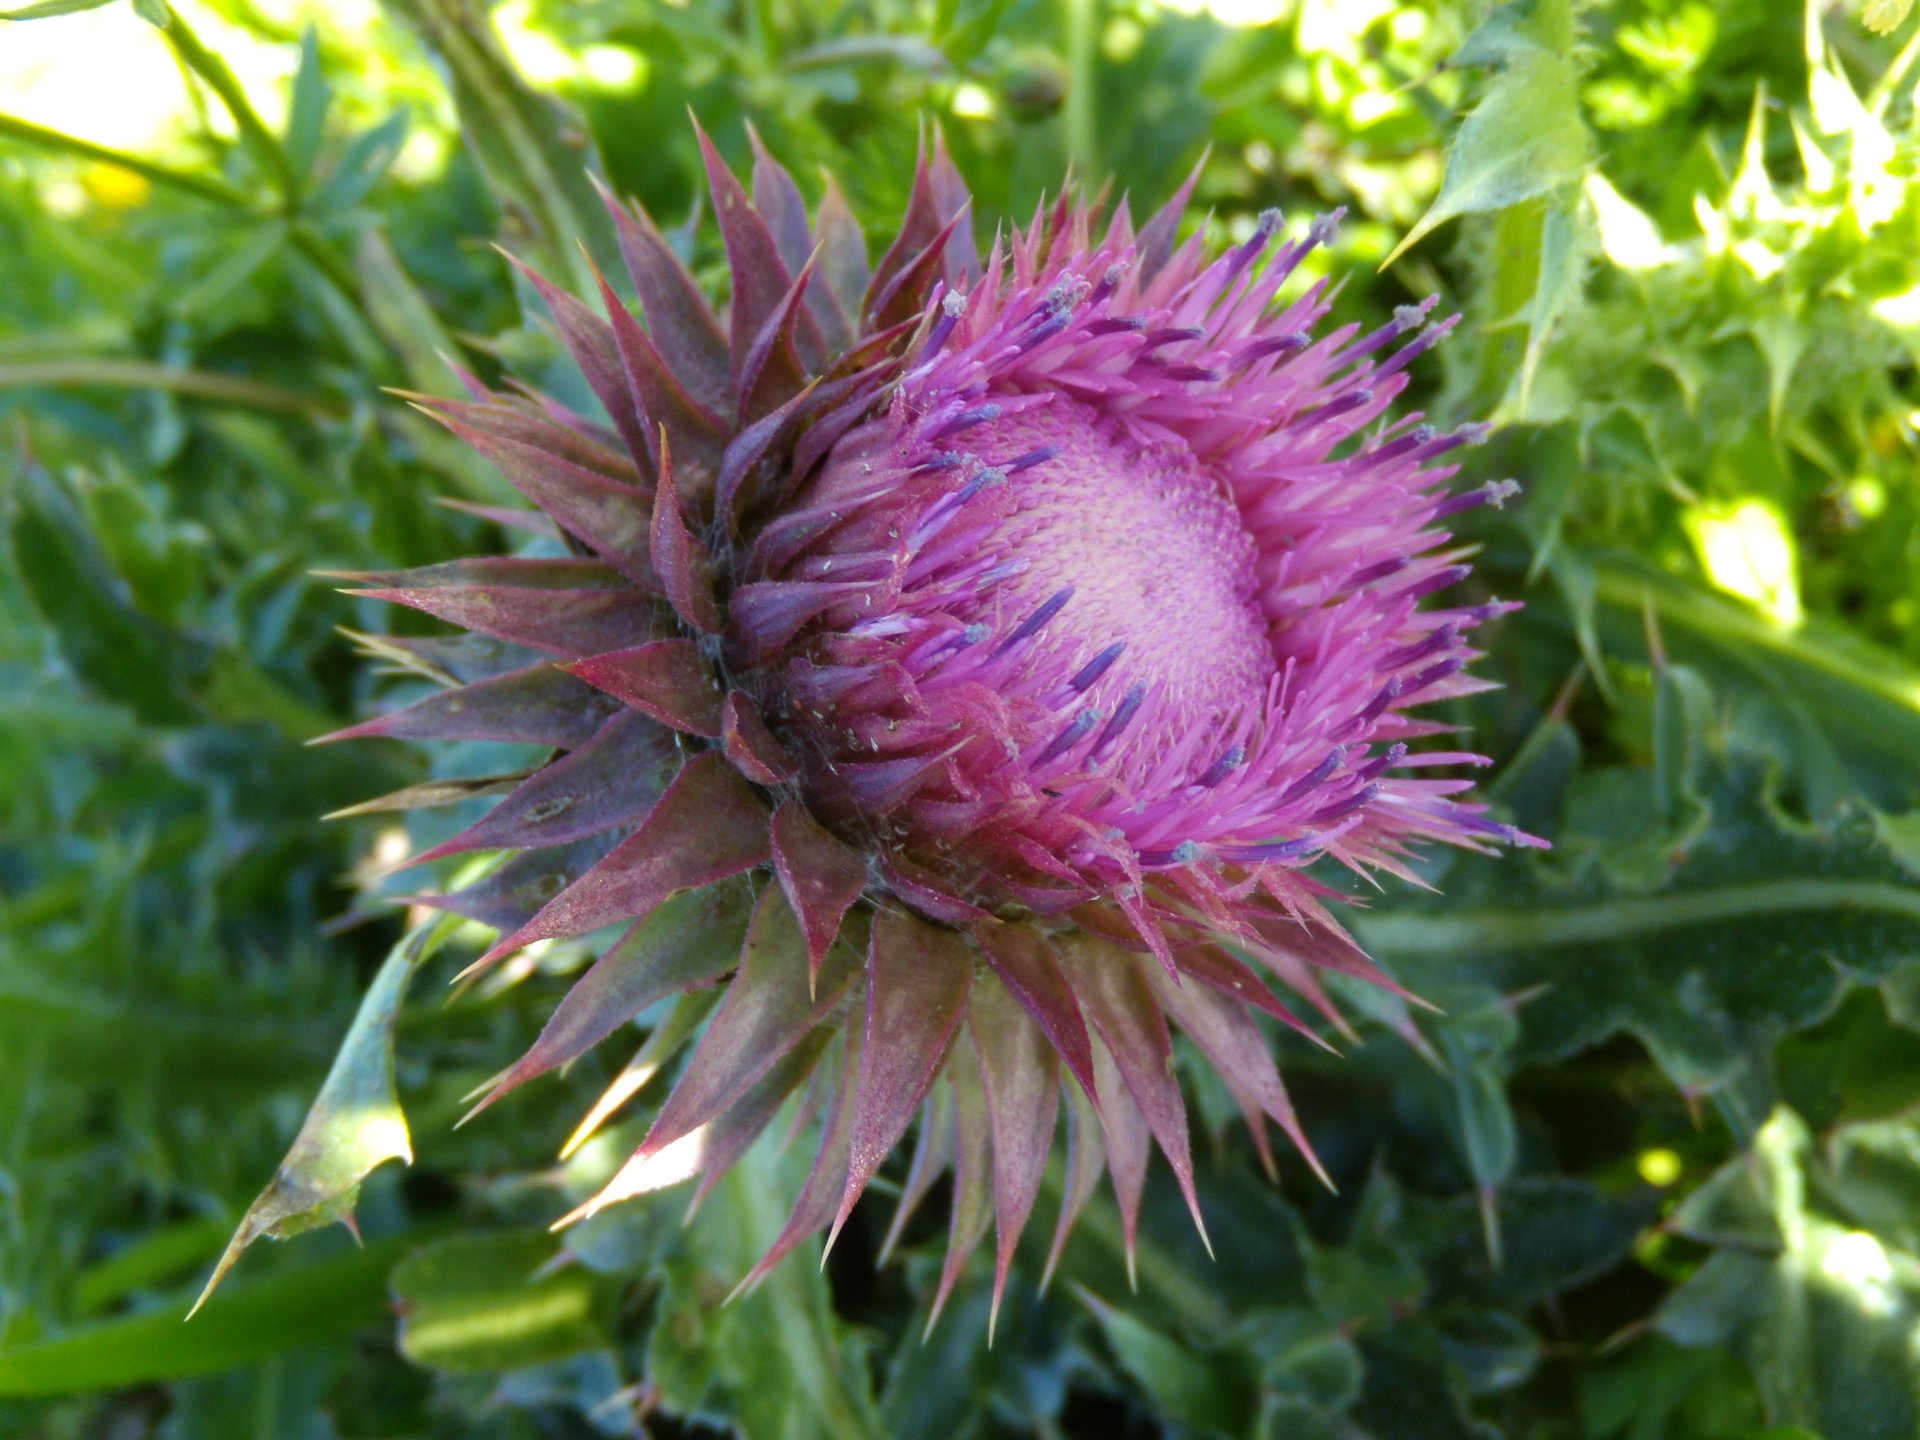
[
  {"xmin": 191, "ymin": 919, "xmax": 452, "ymax": 1314},
  {"xmin": 1361, "ymin": 746, "xmax": 1920, "ymax": 1096},
  {"xmin": 1383, "ymin": 0, "xmax": 1594, "ymax": 269}
]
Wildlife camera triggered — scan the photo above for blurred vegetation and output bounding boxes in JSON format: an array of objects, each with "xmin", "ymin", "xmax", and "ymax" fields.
[{"xmin": 3, "ymin": 0, "xmax": 1920, "ymax": 1435}]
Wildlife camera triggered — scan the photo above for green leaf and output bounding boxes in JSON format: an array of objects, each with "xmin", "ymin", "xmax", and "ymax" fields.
[
  {"xmin": 1659, "ymin": 1113, "xmax": 1920, "ymax": 1435},
  {"xmin": 191, "ymin": 920, "xmax": 450, "ymax": 1313},
  {"xmin": 1864, "ymin": 0, "xmax": 1915, "ymax": 35},
  {"xmin": 0, "ymin": 0, "xmax": 115, "ymax": 19},
  {"xmin": 1653, "ymin": 663, "xmax": 1717, "ymax": 833},
  {"xmin": 310, "ymin": 109, "xmax": 409, "ymax": 217},
  {"xmin": 1669, "ymin": 1152, "xmax": 1785, "ymax": 1252},
  {"xmin": 645, "ymin": 1128, "xmax": 881, "ymax": 1439},
  {"xmin": 176, "ymin": 221, "xmax": 290, "ymax": 316},
  {"xmin": 355, "ymin": 227, "xmax": 468, "ymax": 398},
  {"xmin": 1076, "ymin": 1284, "xmax": 1261, "ymax": 1437},
  {"xmin": 1586, "ymin": 558, "xmax": 1920, "ymax": 815},
  {"xmin": 1441, "ymin": 1310, "xmax": 1539, "ymax": 1397},
  {"xmin": 1416, "ymin": 1179, "xmax": 1656, "ymax": 1308},
  {"xmin": 5, "ymin": 457, "xmax": 208, "ymax": 725},
  {"xmin": 391, "ymin": 1232, "xmax": 610, "ymax": 1373},
  {"xmin": 1512, "ymin": 186, "xmax": 1584, "ymax": 417},
  {"xmin": 1296, "ymin": 1175, "xmax": 1425, "ymax": 1325},
  {"xmin": 1363, "ymin": 745, "xmax": 1920, "ymax": 1095},
  {"xmin": 1354, "ymin": 1324, "xmax": 1503, "ymax": 1440},
  {"xmin": 1491, "ymin": 709, "xmax": 1581, "ymax": 844},
  {"xmin": 72, "ymin": 1218, "xmax": 232, "ymax": 1318},
  {"xmin": 380, "ymin": 0, "xmax": 616, "ymax": 298},
  {"xmin": 1235, "ymin": 1308, "xmax": 1361, "ymax": 1412},
  {"xmin": 0, "ymin": 1236, "xmax": 409, "ymax": 1395},
  {"xmin": 1580, "ymin": 1338, "xmax": 1771, "ymax": 1440},
  {"xmin": 1383, "ymin": 0, "xmax": 1594, "ymax": 267},
  {"xmin": 163, "ymin": 1353, "xmax": 339, "ymax": 1440},
  {"xmin": 284, "ymin": 27, "xmax": 332, "ymax": 183}
]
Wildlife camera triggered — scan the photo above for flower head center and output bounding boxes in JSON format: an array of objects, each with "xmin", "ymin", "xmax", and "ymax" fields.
[{"xmin": 963, "ymin": 399, "xmax": 1276, "ymax": 761}]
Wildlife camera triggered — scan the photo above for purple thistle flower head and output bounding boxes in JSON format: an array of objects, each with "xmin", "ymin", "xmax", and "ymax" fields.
[{"xmin": 327, "ymin": 127, "xmax": 1540, "ymax": 1327}]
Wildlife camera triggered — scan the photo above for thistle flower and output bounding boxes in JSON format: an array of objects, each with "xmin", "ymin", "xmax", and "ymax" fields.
[{"xmin": 328, "ymin": 130, "xmax": 1535, "ymax": 1326}]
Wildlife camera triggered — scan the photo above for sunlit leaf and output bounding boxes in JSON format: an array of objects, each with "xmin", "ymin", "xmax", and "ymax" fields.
[
  {"xmin": 1383, "ymin": 0, "xmax": 1594, "ymax": 268},
  {"xmin": 391, "ymin": 1231, "xmax": 610, "ymax": 1373},
  {"xmin": 1863, "ymin": 0, "xmax": 1915, "ymax": 35},
  {"xmin": 191, "ymin": 920, "xmax": 451, "ymax": 1313},
  {"xmin": 1660, "ymin": 1111, "xmax": 1920, "ymax": 1435},
  {"xmin": 1513, "ymin": 186, "xmax": 1584, "ymax": 417}
]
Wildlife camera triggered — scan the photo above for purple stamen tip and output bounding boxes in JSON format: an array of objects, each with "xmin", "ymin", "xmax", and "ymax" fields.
[
  {"xmin": 1007, "ymin": 445, "xmax": 1060, "ymax": 473},
  {"xmin": 1254, "ymin": 331, "xmax": 1311, "ymax": 359},
  {"xmin": 1136, "ymin": 837, "xmax": 1206, "ymax": 867},
  {"xmin": 1018, "ymin": 313, "xmax": 1073, "ymax": 351},
  {"xmin": 1070, "ymin": 642, "xmax": 1127, "ymax": 692},
  {"xmin": 1228, "ymin": 208, "xmax": 1285, "ymax": 274},
  {"xmin": 1313, "ymin": 781, "xmax": 1381, "ymax": 825},
  {"xmin": 1034, "ymin": 707, "xmax": 1102, "ymax": 768},
  {"xmin": 1198, "ymin": 743, "xmax": 1246, "ymax": 788},
  {"xmin": 928, "ymin": 403, "xmax": 1003, "ymax": 443},
  {"xmin": 1141, "ymin": 326, "xmax": 1207, "ymax": 352},
  {"xmin": 993, "ymin": 586, "xmax": 1074, "ymax": 657},
  {"xmin": 1360, "ymin": 676, "xmax": 1404, "ymax": 723},
  {"xmin": 1351, "ymin": 554, "xmax": 1412, "ymax": 588},
  {"xmin": 1278, "ymin": 745, "xmax": 1345, "ymax": 804},
  {"xmin": 1384, "ymin": 624, "xmax": 1456, "ymax": 670},
  {"xmin": 1318, "ymin": 387, "xmax": 1375, "ymax": 420},
  {"xmin": 1093, "ymin": 683, "xmax": 1148, "ymax": 755},
  {"xmin": 1405, "ymin": 655, "xmax": 1466, "ymax": 695},
  {"xmin": 1355, "ymin": 742, "xmax": 1409, "ymax": 783},
  {"xmin": 1215, "ymin": 832, "xmax": 1325, "ymax": 864}
]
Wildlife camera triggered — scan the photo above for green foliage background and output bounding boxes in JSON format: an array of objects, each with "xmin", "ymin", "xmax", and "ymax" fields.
[{"xmin": 3, "ymin": 0, "xmax": 1920, "ymax": 1434}]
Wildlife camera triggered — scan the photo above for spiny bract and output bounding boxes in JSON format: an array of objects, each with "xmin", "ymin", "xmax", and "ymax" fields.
[{"xmin": 327, "ymin": 128, "xmax": 1538, "ymax": 1329}]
